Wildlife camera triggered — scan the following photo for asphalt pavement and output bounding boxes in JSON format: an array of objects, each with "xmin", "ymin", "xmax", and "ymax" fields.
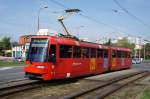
[
  {"xmin": 132, "ymin": 62, "xmax": 150, "ymax": 71},
  {"xmin": 0, "ymin": 66, "xmax": 24, "ymax": 83}
]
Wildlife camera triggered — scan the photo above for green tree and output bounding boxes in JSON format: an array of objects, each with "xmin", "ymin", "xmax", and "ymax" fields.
[
  {"xmin": 145, "ymin": 43, "xmax": 150, "ymax": 59},
  {"xmin": 0, "ymin": 41, "xmax": 4, "ymax": 56},
  {"xmin": 2, "ymin": 37, "xmax": 11, "ymax": 50},
  {"xmin": 0, "ymin": 37, "xmax": 11, "ymax": 56},
  {"xmin": 113, "ymin": 38, "xmax": 135, "ymax": 56},
  {"xmin": 114, "ymin": 38, "xmax": 135, "ymax": 49},
  {"xmin": 104, "ymin": 39, "xmax": 112, "ymax": 46}
]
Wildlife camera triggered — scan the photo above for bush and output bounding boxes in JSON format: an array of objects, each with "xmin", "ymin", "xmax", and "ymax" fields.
[
  {"xmin": 5, "ymin": 52, "xmax": 12, "ymax": 57},
  {"xmin": 0, "ymin": 51, "xmax": 5, "ymax": 56}
]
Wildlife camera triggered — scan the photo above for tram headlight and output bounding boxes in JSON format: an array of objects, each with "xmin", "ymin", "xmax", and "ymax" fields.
[{"xmin": 37, "ymin": 66, "xmax": 46, "ymax": 69}]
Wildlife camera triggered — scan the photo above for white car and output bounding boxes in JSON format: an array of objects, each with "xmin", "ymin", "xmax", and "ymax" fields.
[{"xmin": 132, "ymin": 58, "xmax": 141, "ymax": 64}]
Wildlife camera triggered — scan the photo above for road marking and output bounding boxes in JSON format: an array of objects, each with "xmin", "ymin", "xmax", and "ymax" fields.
[{"xmin": 0, "ymin": 67, "xmax": 13, "ymax": 71}]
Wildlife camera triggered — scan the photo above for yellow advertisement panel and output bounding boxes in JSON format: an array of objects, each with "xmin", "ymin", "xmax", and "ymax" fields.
[
  {"xmin": 112, "ymin": 58, "xmax": 116, "ymax": 67},
  {"xmin": 90, "ymin": 58, "xmax": 96, "ymax": 71}
]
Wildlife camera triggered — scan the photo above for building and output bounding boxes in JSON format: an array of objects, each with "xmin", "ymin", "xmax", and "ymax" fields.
[
  {"xmin": 12, "ymin": 35, "xmax": 32, "ymax": 59},
  {"xmin": 19, "ymin": 35, "xmax": 32, "ymax": 45},
  {"xmin": 11, "ymin": 29, "xmax": 56, "ymax": 59},
  {"xmin": 12, "ymin": 43, "xmax": 30, "ymax": 58}
]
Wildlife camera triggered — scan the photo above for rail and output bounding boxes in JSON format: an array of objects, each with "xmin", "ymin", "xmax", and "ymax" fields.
[
  {"xmin": 63, "ymin": 71, "xmax": 149, "ymax": 99},
  {"xmin": 0, "ymin": 79, "xmax": 39, "ymax": 97}
]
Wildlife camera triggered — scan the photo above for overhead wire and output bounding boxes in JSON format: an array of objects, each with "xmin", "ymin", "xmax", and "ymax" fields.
[
  {"xmin": 113, "ymin": 0, "xmax": 150, "ymax": 29},
  {"xmin": 78, "ymin": 13, "xmax": 128, "ymax": 34},
  {"xmin": 50, "ymin": 0, "xmax": 69, "ymax": 9},
  {"xmin": 48, "ymin": 0, "xmax": 132, "ymax": 37}
]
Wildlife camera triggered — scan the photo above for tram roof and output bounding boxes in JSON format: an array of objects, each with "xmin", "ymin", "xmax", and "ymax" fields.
[{"xmin": 31, "ymin": 35, "xmax": 131, "ymax": 51}]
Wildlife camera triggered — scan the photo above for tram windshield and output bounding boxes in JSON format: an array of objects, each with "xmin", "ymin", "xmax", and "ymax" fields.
[{"xmin": 27, "ymin": 38, "xmax": 48, "ymax": 62}]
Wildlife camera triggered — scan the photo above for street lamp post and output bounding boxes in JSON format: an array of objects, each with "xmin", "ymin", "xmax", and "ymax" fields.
[
  {"xmin": 144, "ymin": 44, "xmax": 145, "ymax": 60},
  {"xmin": 37, "ymin": 6, "xmax": 48, "ymax": 30}
]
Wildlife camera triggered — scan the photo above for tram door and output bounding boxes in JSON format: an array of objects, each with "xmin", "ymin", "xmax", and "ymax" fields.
[
  {"xmin": 103, "ymin": 49, "xmax": 109, "ymax": 71},
  {"xmin": 121, "ymin": 51, "xmax": 125, "ymax": 66}
]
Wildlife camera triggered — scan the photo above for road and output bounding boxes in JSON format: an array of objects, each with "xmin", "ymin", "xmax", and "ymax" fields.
[
  {"xmin": 0, "ymin": 62, "xmax": 149, "ymax": 83},
  {"xmin": 132, "ymin": 63, "xmax": 150, "ymax": 71},
  {"xmin": 0, "ymin": 66, "xmax": 24, "ymax": 83}
]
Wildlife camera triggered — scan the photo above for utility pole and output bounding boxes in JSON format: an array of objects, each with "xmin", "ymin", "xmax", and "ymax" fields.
[
  {"xmin": 37, "ymin": 6, "xmax": 48, "ymax": 30},
  {"xmin": 144, "ymin": 44, "xmax": 146, "ymax": 60}
]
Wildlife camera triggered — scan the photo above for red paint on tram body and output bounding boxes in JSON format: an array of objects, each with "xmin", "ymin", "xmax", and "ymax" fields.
[{"xmin": 24, "ymin": 35, "xmax": 132, "ymax": 80}]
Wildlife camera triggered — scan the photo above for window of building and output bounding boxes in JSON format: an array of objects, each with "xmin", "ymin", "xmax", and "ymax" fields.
[
  {"xmin": 60, "ymin": 45, "xmax": 72, "ymax": 58},
  {"xmin": 73, "ymin": 46, "xmax": 81, "ymax": 58},
  {"xmin": 82, "ymin": 47, "xmax": 89, "ymax": 58},
  {"xmin": 90, "ymin": 48, "xmax": 96, "ymax": 58},
  {"xmin": 97, "ymin": 49, "xmax": 103, "ymax": 58}
]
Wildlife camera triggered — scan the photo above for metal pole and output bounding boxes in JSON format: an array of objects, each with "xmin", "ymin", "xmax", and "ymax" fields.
[
  {"xmin": 58, "ymin": 17, "xmax": 70, "ymax": 36},
  {"xmin": 139, "ymin": 49, "xmax": 141, "ymax": 60},
  {"xmin": 37, "ymin": 15, "xmax": 40, "ymax": 30},
  {"xmin": 144, "ymin": 44, "xmax": 145, "ymax": 60},
  {"xmin": 37, "ymin": 6, "xmax": 48, "ymax": 31},
  {"xmin": 134, "ymin": 49, "xmax": 136, "ymax": 59}
]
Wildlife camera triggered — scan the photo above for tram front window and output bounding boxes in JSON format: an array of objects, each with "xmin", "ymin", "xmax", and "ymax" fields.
[{"xmin": 27, "ymin": 38, "xmax": 48, "ymax": 62}]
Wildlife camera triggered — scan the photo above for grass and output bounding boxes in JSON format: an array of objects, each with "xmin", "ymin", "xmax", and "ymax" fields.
[
  {"xmin": 141, "ymin": 88, "xmax": 150, "ymax": 99},
  {"xmin": 0, "ymin": 61, "xmax": 25, "ymax": 67}
]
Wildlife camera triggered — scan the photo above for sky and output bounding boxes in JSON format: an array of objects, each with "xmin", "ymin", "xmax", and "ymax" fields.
[{"xmin": 0, "ymin": 0, "xmax": 150, "ymax": 42}]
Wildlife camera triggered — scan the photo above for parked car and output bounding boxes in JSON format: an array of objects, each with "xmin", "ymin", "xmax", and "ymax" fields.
[
  {"xmin": 132, "ymin": 58, "xmax": 141, "ymax": 64},
  {"xmin": 14, "ymin": 57, "xmax": 24, "ymax": 62}
]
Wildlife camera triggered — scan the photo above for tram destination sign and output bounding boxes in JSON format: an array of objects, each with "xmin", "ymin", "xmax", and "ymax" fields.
[{"xmin": 31, "ymin": 38, "xmax": 48, "ymax": 47}]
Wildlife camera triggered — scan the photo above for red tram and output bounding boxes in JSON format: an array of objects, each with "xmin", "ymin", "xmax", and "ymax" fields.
[{"xmin": 24, "ymin": 35, "xmax": 132, "ymax": 80}]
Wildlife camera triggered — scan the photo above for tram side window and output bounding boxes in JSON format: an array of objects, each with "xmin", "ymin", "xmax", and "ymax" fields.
[
  {"xmin": 122, "ymin": 51, "xmax": 125, "ymax": 58},
  {"xmin": 125, "ymin": 51, "xmax": 128, "ymax": 58},
  {"xmin": 124, "ymin": 51, "xmax": 127, "ymax": 58},
  {"xmin": 127, "ymin": 52, "xmax": 131, "ymax": 58},
  {"xmin": 117, "ymin": 51, "xmax": 121, "ymax": 58},
  {"xmin": 73, "ymin": 46, "xmax": 81, "ymax": 58},
  {"xmin": 97, "ymin": 49, "xmax": 103, "ymax": 58},
  {"xmin": 104, "ymin": 49, "xmax": 108, "ymax": 58},
  {"xmin": 112, "ymin": 50, "xmax": 117, "ymax": 58},
  {"xmin": 49, "ymin": 45, "xmax": 56, "ymax": 62},
  {"xmin": 90, "ymin": 48, "xmax": 96, "ymax": 58},
  {"xmin": 82, "ymin": 48, "xmax": 89, "ymax": 58},
  {"xmin": 60, "ymin": 45, "xmax": 72, "ymax": 58}
]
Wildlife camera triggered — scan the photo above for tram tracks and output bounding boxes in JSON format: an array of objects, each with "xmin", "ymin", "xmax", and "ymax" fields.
[
  {"xmin": 63, "ymin": 71, "xmax": 149, "ymax": 99},
  {"xmin": 0, "ymin": 78, "xmax": 26, "ymax": 84},
  {"xmin": 0, "ymin": 70, "xmax": 149, "ymax": 99},
  {"xmin": 0, "ymin": 79, "xmax": 39, "ymax": 97}
]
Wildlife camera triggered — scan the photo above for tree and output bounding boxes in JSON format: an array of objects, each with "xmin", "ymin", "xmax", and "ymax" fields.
[
  {"xmin": 114, "ymin": 38, "xmax": 135, "ymax": 49},
  {"xmin": 113, "ymin": 38, "xmax": 135, "ymax": 56},
  {"xmin": 2, "ymin": 37, "xmax": 11, "ymax": 50},
  {"xmin": 141, "ymin": 43, "xmax": 150, "ymax": 59},
  {"xmin": 11, "ymin": 41, "xmax": 19, "ymax": 46},
  {"xmin": 104, "ymin": 39, "xmax": 112, "ymax": 46},
  {"xmin": 0, "ymin": 41, "xmax": 4, "ymax": 56},
  {"xmin": 0, "ymin": 37, "xmax": 11, "ymax": 56}
]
